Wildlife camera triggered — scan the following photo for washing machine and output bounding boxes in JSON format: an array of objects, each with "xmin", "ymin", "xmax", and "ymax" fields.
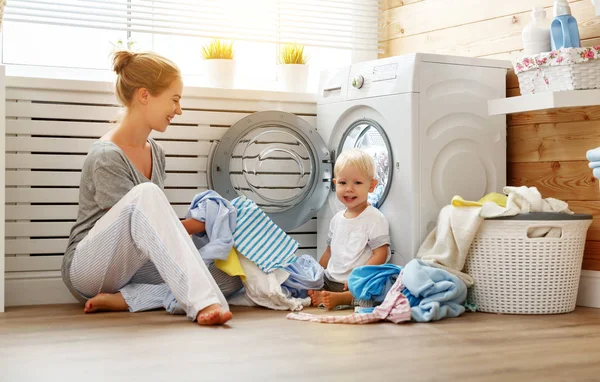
[{"xmin": 209, "ymin": 53, "xmax": 510, "ymax": 266}]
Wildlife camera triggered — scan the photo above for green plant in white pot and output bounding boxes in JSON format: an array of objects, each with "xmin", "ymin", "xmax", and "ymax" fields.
[
  {"xmin": 277, "ymin": 43, "xmax": 309, "ymax": 92},
  {"xmin": 202, "ymin": 39, "xmax": 235, "ymax": 89}
]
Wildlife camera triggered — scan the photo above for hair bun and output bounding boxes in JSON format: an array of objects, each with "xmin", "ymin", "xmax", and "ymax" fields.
[{"xmin": 112, "ymin": 51, "xmax": 136, "ymax": 75}]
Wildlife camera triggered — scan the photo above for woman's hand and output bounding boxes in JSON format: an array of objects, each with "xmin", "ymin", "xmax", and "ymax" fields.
[{"xmin": 181, "ymin": 218, "xmax": 206, "ymax": 235}]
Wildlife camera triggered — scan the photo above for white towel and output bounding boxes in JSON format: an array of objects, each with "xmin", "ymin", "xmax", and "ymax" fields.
[
  {"xmin": 480, "ymin": 186, "xmax": 573, "ymax": 218},
  {"xmin": 235, "ymin": 251, "xmax": 310, "ymax": 311},
  {"xmin": 417, "ymin": 204, "xmax": 481, "ymax": 286}
]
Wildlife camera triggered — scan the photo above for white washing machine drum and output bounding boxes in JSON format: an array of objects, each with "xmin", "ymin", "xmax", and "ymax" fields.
[{"xmin": 209, "ymin": 111, "xmax": 332, "ymax": 232}]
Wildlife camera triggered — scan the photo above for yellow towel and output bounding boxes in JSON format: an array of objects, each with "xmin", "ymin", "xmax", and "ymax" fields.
[
  {"xmin": 214, "ymin": 248, "xmax": 246, "ymax": 282},
  {"xmin": 451, "ymin": 192, "xmax": 507, "ymax": 208}
]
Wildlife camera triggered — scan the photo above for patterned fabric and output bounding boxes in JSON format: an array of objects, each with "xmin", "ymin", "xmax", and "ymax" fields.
[
  {"xmin": 286, "ymin": 271, "xmax": 411, "ymax": 325},
  {"xmin": 514, "ymin": 46, "xmax": 600, "ymax": 74},
  {"xmin": 231, "ymin": 196, "xmax": 298, "ymax": 273}
]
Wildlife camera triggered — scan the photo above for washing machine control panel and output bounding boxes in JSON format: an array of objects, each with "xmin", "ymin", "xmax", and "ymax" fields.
[{"xmin": 347, "ymin": 55, "xmax": 418, "ymax": 100}]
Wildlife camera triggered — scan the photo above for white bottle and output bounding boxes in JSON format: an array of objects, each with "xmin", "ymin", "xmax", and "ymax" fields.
[{"xmin": 522, "ymin": 6, "xmax": 552, "ymax": 55}]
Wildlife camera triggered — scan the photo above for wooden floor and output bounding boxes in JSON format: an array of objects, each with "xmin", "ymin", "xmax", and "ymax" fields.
[{"xmin": 2, "ymin": 305, "xmax": 600, "ymax": 382}]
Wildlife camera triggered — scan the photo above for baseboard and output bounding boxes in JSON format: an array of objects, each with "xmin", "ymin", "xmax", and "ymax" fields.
[
  {"xmin": 577, "ymin": 270, "xmax": 600, "ymax": 308},
  {"xmin": 5, "ymin": 276, "xmax": 78, "ymax": 307},
  {"xmin": 4, "ymin": 270, "xmax": 600, "ymax": 309}
]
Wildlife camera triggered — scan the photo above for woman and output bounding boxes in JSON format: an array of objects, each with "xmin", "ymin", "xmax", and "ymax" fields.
[{"xmin": 61, "ymin": 51, "xmax": 232, "ymax": 325}]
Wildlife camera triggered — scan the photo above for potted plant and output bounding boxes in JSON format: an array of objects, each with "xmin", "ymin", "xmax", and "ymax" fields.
[
  {"xmin": 277, "ymin": 43, "xmax": 309, "ymax": 92},
  {"xmin": 202, "ymin": 39, "xmax": 235, "ymax": 88},
  {"xmin": 110, "ymin": 39, "xmax": 136, "ymax": 52}
]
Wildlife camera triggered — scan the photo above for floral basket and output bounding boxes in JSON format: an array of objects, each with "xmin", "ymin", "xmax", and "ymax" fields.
[{"xmin": 514, "ymin": 46, "xmax": 600, "ymax": 94}]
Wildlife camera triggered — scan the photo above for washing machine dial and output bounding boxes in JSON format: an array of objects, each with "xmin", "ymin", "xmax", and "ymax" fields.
[{"xmin": 351, "ymin": 75, "xmax": 364, "ymax": 89}]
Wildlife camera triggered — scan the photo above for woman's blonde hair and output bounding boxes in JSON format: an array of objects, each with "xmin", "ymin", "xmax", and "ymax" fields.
[
  {"xmin": 334, "ymin": 148, "xmax": 375, "ymax": 179},
  {"xmin": 112, "ymin": 51, "xmax": 181, "ymax": 107}
]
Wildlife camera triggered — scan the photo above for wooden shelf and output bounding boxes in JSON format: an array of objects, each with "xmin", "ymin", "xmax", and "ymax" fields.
[{"xmin": 488, "ymin": 89, "xmax": 600, "ymax": 116}]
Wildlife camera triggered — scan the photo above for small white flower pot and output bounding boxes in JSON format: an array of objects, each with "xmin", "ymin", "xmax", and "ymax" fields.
[
  {"xmin": 277, "ymin": 64, "xmax": 309, "ymax": 92},
  {"xmin": 203, "ymin": 59, "xmax": 236, "ymax": 89}
]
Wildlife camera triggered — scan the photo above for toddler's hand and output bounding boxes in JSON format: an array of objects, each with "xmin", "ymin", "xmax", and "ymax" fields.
[{"xmin": 343, "ymin": 282, "xmax": 348, "ymax": 291}]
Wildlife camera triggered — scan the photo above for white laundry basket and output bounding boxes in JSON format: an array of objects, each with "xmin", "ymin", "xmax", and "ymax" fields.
[{"xmin": 464, "ymin": 212, "xmax": 592, "ymax": 315}]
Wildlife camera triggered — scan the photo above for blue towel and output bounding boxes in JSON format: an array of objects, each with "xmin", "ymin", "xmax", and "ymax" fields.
[
  {"xmin": 186, "ymin": 191, "xmax": 237, "ymax": 262},
  {"xmin": 281, "ymin": 254, "xmax": 324, "ymax": 298},
  {"xmin": 594, "ymin": 167, "xmax": 600, "ymax": 180},
  {"xmin": 589, "ymin": 161, "xmax": 600, "ymax": 169},
  {"xmin": 587, "ymin": 147, "xmax": 600, "ymax": 162},
  {"xmin": 348, "ymin": 264, "xmax": 403, "ymax": 303},
  {"xmin": 402, "ymin": 259, "xmax": 467, "ymax": 322},
  {"xmin": 231, "ymin": 196, "xmax": 298, "ymax": 273}
]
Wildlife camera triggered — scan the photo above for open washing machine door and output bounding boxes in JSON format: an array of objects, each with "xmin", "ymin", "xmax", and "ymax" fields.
[{"xmin": 209, "ymin": 110, "xmax": 332, "ymax": 232}]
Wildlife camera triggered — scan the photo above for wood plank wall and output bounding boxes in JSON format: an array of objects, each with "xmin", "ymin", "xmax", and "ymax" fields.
[{"xmin": 379, "ymin": 0, "xmax": 600, "ymax": 270}]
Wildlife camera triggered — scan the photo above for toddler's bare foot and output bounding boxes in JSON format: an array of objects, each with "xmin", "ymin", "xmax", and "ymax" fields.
[
  {"xmin": 84, "ymin": 292, "xmax": 129, "ymax": 313},
  {"xmin": 196, "ymin": 304, "xmax": 233, "ymax": 326},
  {"xmin": 322, "ymin": 291, "xmax": 353, "ymax": 310},
  {"xmin": 308, "ymin": 290, "xmax": 323, "ymax": 307}
]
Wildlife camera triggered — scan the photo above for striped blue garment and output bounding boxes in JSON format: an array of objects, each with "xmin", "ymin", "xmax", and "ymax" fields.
[{"xmin": 231, "ymin": 196, "xmax": 298, "ymax": 273}]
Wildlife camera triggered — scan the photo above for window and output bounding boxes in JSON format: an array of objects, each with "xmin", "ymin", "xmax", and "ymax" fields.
[{"xmin": 2, "ymin": 0, "xmax": 379, "ymax": 90}]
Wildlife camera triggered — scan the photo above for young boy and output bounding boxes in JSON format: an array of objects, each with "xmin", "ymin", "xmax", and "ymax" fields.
[{"xmin": 309, "ymin": 148, "xmax": 391, "ymax": 309}]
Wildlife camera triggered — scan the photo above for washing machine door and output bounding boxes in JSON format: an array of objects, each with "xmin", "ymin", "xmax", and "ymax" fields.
[
  {"xmin": 209, "ymin": 110, "xmax": 332, "ymax": 232},
  {"xmin": 336, "ymin": 119, "xmax": 393, "ymax": 209}
]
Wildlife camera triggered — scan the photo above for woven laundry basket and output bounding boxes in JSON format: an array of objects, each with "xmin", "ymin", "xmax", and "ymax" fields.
[
  {"xmin": 514, "ymin": 46, "xmax": 600, "ymax": 94},
  {"xmin": 464, "ymin": 212, "xmax": 592, "ymax": 315}
]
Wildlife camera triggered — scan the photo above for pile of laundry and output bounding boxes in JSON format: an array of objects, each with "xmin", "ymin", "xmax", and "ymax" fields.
[
  {"xmin": 167, "ymin": 190, "xmax": 470, "ymax": 326},
  {"xmin": 287, "ymin": 259, "xmax": 467, "ymax": 325},
  {"xmin": 416, "ymin": 185, "xmax": 573, "ymax": 286},
  {"xmin": 169, "ymin": 185, "xmax": 574, "ymax": 326},
  {"xmin": 165, "ymin": 190, "xmax": 324, "ymax": 313}
]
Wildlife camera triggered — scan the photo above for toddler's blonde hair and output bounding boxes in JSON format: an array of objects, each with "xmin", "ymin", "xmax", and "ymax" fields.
[{"xmin": 334, "ymin": 148, "xmax": 375, "ymax": 179}]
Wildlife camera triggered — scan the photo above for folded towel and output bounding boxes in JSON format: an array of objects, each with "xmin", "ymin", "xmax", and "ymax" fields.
[
  {"xmin": 586, "ymin": 147, "xmax": 600, "ymax": 162},
  {"xmin": 594, "ymin": 167, "xmax": 600, "ymax": 180},
  {"xmin": 589, "ymin": 161, "xmax": 600, "ymax": 169}
]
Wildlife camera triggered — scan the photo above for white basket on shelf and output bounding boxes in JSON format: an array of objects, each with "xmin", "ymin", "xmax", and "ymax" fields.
[
  {"xmin": 464, "ymin": 212, "xmax": 592, "ymax": 315},
  {"xmin": 514, "ymin": 46, "xmax": 600, "ymax": 94}
]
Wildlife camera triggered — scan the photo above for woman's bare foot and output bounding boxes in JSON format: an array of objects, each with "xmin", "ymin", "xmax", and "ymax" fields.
[
  {"xmin": 196, "ymin": 304, "xmax": 233, "ymax": 326},
  {"xmin": 322, "ymin": 291, "xmax": 353, "ymax": 310},
  {"xmin": 84, "ymin": 292, "xmax": 129, "ymax": 313},
  {"xmin": 308, "ymin": 290, "xmax": 323, "ymax": 307}
]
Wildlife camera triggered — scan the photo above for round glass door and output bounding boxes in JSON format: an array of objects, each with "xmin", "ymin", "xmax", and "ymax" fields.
[
  {"xmin": 338, "ymin": 119, "xmax": 392, "ymax": 208},
  {"xmin": 210, "ymin": 111, "xmax": 331, "ymax": 232}
]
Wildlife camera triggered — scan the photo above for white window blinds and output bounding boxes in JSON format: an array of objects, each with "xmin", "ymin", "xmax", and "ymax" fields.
[{"xmin": 4, "ymin": 0, "xmax": 380, "ymax": 52}]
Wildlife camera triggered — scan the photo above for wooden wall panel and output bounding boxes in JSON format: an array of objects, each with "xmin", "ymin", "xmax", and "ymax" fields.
[
  {"xmin": 507, "ymin": 121, "xmax": 600, "ymax": 162},
  {"xmin": 380, "ymin": 0, "xmax": 596, "ymax": 58}
]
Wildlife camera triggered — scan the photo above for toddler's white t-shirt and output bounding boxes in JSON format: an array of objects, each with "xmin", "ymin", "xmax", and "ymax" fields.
[{"xmin": 325, "ymin": 205, "xmax": 390, "ymax": 283}]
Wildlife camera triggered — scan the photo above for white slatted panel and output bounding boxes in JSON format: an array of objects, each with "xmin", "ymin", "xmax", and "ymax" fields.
[{"xmin": 5, "ymin": 76, "xmax": 318, "ymax": 306}]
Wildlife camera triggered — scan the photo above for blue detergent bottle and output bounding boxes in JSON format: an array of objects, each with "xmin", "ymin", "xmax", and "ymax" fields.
[{"xmin": 550, "ymin": 0, "xmax": 581, "ymax": 50}]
